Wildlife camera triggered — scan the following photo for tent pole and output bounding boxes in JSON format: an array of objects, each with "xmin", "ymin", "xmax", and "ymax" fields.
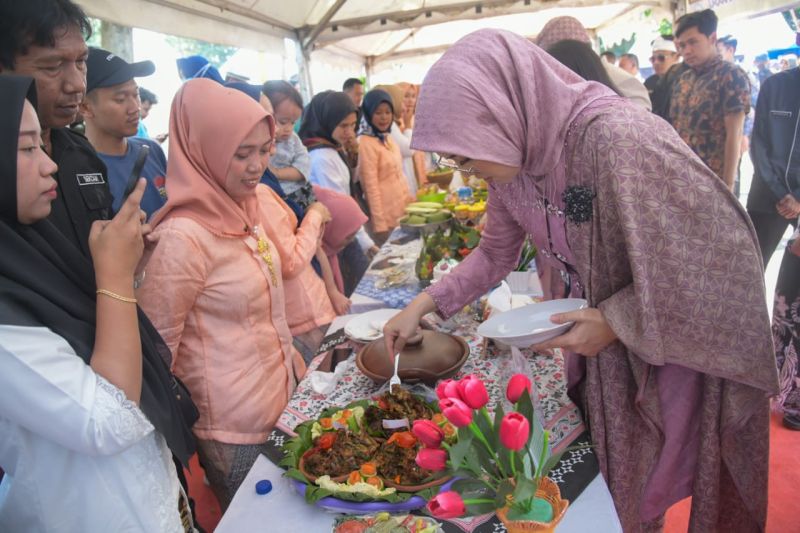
[
  {"xmin": 294, "ymin": 33, "xmax": 314, "ymax": 102},
  {"xmin": 365, "ymin": 56, "xmax": 375, "ymax": 88}
]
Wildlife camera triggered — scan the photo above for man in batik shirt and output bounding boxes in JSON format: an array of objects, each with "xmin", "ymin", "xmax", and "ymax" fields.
[{"xmin": 669, "ymin": 9, "xmax": 751, "ymax": 191}]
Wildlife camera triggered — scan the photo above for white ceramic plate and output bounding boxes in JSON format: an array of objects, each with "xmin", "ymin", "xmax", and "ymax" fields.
[
  {"xmin": 344, "ymin": 308, "xmax": 401, "ymax": 343},
  {"xmin": 476, "ymin": 298, "xmax": 588, "ymax": 348}
]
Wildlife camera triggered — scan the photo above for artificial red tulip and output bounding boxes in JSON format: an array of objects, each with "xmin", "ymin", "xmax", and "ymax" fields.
[
  {"xmin": 412, "ymin": 419, "xmax": 445, "ymax": 448},
  {"xmin": 439, "ymin": 397, "xmax": 473, "ymax": 428},
  {"xmin": 499, "ymin": 412, "xmax": 530, "ymax": 451},
  {"xmin": 415, "ymin": 447, "xmax": 448, "ymax": 471},
  {"xmin": 457, "ymin": 374, "xmax": 489, "ymax": 409},
  {"xmin": 435, "ymin": 378, "xmax": 462, "ymax": 400},
  {"xmin": 427, "ymin": 491, "xmax": 466, "ymax": 519},
  {"xmin": 506, "ymin": 374, "xmax": 532, "ymax": 404}
]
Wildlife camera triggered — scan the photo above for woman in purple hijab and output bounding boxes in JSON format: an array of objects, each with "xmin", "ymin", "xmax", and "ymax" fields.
[{"xmin": 384, "ymin": 29, "xmax": 777, "ymax": 532}]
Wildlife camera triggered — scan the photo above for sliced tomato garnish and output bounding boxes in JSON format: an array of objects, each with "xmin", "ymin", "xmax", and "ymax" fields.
[{"xmin": 317, "ymin": 432, "xmax": 337, "ymax": 450}]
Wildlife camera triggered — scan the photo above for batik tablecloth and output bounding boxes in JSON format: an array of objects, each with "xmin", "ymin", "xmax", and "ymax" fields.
[{"xmin": 256, "ymin": 229, "xmax": 603, "ymax": 532}]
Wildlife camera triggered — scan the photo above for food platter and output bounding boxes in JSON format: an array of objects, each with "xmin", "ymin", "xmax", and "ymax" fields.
[
  {"xmin": 281, "ymin": 387, "xmax": 456, "ymax": 512},
  {"xmin": 399, "ymin": 202, "xmax": 453, "ymax": 235},
  {"xmin": 399, "ymin": 218, "xmax": 452, "ymax": 235},
  {"xmin": 333, "ymin": 513, "xmax": 443, "ymax": 532},
  {"xmin": 290, "ymin": 481, "xmax": 429, "ymax": 513}
]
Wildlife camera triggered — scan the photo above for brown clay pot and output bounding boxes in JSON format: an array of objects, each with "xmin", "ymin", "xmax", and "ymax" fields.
[
  {"xmin": 495, "ymin": 477, "xmax": 569, "ymax": 533},
  {"xmin": 298, "ymin": 449, "xmax": 349, "ymax": 484},
  {"xmin": 355, "ymin": 330, "xmax": 469, "ymax": 386}
]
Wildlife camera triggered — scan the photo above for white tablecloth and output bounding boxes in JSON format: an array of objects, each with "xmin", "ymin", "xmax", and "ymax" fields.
[{"xmin": 216, "ymin": 455, "xmax": 622, "ymax": 533}]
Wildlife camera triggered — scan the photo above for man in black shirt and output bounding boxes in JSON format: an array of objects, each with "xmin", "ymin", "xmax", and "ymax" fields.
[
  {"xmin": 644, "ymin": 36, "xmax": 682, "ymax": 120},
  {"xmin": 748, "ymin": 67, "xmax": 800, "ymax": 264},
  {"xmin": 0, "ymin": 0, "xmax": 112, "ymax": 257}
]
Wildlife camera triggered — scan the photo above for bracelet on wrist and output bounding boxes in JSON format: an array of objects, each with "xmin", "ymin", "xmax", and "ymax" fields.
[{"xmin": 96, "ymin": 289, "xmax": 137, "ymax": 304}]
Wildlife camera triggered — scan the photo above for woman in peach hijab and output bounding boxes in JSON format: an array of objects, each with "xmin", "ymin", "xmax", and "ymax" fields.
[
  {"xmin": 375, "ymin": 84, "xmax": 421, "ymax": 195},
  {"xmin": 137, "ymin": 78, "xmax": 305, "ymax": 509},
  {"xmin": 314, "ymin": 186, "xmax": 369, "ymax": 293},
  {"xmin": 396, "ymin": 81, "xmax": 431, "ymax": 188},
  {"xmin": 256, "ymin": 184, "xmax": 343, "ymax": 362}
]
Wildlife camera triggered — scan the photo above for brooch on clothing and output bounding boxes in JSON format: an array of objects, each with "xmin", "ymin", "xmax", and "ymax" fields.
[{"xmin": 562, "ymin": 186, "xmax": 595, "ymax": 224}]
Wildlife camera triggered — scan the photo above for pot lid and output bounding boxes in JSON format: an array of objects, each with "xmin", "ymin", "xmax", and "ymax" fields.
[{"xmin": 356, "ymin": 330, "xmax": 469, "ymax": 384}]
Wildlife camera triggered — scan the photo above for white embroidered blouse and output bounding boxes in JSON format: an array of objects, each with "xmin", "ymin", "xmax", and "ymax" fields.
[{"xmin": 0, "ymin": 324, "xmax": 183, "ymax": 532}]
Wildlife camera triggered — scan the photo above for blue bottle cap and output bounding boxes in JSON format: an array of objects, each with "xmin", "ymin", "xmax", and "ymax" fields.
[{"xmin": 255, "ymin": 479, "xmax": 272, "ymax": 495}]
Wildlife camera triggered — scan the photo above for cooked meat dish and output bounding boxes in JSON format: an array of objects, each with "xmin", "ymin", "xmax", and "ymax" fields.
[
  {"xmin": 374, "ymin": 441, "xmax": 431, "ymax": 486},
  {"xmin": 304, "ymin": 429, "xmax": 379, "ymax": 478}
]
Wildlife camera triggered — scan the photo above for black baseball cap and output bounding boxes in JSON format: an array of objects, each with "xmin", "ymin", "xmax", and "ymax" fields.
[{"xmin": 86, "ymin": 47, "xmax": 155, "ymax": 93}]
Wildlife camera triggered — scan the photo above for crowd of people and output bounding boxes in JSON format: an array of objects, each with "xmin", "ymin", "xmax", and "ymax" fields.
[{"xmin": 0, "ymin": 1, "xmax": 798, "ymax": 532}]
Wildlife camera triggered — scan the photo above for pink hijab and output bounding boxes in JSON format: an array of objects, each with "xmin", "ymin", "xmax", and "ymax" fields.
[
  {"xmin": 313, "ymin": 186, "xmax": 368, "ymax": 292},
  {"xmin": 151, "ymin": 78, "xmax": 275, "ymax": 236},
  {"xmin": 534, "ymin": 16, "xmax": 591, "ymax": 50},
  {"xmin": 410, "ymin": 28, "xmax": 614, "ymax": 178}
]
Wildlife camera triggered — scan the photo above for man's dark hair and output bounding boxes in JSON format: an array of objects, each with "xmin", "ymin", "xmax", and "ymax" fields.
[
  {"xmin": 0, "ymin": 0, "xmax": 92, "ymax": 70},
  {"xmin": 342, "ymin": 78, "xmax": 363, "ymax": 91},
  {"xmin": 621, "ymin": 53, "xmax": 639, "ymax": 69},
  {"xmin": 600, "ymin": 51, "xmax": 617, "ymax": 62},
  {"xmin": 262, "ymin": 80, "xmax": 304, "ymax": 111},
  {"xmin": 547, "ymin": 40, "xmax": 622, "ymax": 96},
  {"xmin": 718, "ymin": 35, "xmax": 738, "ymax": 52},
  {"xmin": 675, "ymin": 9, "xmax": 718, "ymax": 38},
  {"xmin": 138, "ymin": 87, "xmax": 158, "ymax": 105}
]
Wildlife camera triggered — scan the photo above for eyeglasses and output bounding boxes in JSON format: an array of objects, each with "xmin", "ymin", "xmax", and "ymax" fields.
[
  {"xmin": 435, "ymin": 154, "xmax": 475, "ymax": 174},
  {"xmin": 650, "ymin": 54, "xmax": 671, "ymax": 63}
]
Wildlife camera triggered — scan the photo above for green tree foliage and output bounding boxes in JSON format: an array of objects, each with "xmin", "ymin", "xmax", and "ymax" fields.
[{"xmin": 165, "ymin": 35, "xmax": 238, "ymax": 67}]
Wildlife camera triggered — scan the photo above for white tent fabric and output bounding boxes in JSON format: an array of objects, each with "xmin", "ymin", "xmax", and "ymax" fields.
[
  {"xmin": 78, "ymin": 0, "xmax": 289, "ymax": 52},
  {"xmin": 79, "ymin": 1, "xmax": 669, "ymax": 59},
  {"xmin": 325, "ymin": 4, "xmax": 636, "ymax": 60}
]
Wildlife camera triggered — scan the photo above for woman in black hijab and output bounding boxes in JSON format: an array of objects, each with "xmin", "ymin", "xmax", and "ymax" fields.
[
  {"xmin": 299, "ymin": 89, "xmax": 358, "ymax": 151},
  {"xmin": 300, "ymin": 90, "xmax": 377, "ymax": 294},
  {"xmin": 0, "ymin": 75, "xmax": 196, "ymax": 532},
  {"xmin": 358, "ymin": 88, "xmax": 395, "ymax": 143},
  {"xmin": 355, "ymin": 88, "xmax": 412, "ymax": 244}
]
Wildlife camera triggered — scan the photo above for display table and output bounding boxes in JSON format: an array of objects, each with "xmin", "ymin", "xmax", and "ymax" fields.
[
  {"xmin": 217, "ymin": 455, "xmax": 621, "ymax": 533},
  {"xmin": 217, "ymin": 229, "xmax": 622, "ymax": 532}
]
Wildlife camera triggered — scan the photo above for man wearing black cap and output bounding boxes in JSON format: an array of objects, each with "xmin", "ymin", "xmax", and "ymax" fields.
[
  {"xmin": 0, "ymin": 0, "xmax": 113, "ymax": 257},
  {"xmin": 81, "ymin": 48, "xmax": 167, "ymax": 218}
]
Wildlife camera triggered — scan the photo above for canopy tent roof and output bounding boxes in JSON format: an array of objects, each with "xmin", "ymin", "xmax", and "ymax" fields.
[
  {"xmin": 322, "ymin": 3, "xmax": 656, "ymax": 62},
  {"xmin": 80, "ymin": 0, "xmax": 672, "ymax": 66}
]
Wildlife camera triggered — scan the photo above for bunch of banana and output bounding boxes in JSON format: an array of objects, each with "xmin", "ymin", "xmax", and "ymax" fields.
[{"xmin": 400, "ymin": 202, "xmax": 453, "ymax": 225}]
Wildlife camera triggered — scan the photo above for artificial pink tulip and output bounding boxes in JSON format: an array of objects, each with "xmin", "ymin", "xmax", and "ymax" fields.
[
  {"xmin": 415, "ymin": 447, "xmax": 448, "ymax": 471},
  {"xmin": 436, "ymin": 378, "xmax": 462, "ymax": 400},
  {"xmin": 457, "ymin": 374, "xmax": 489, "ymax": 409},
  {"xmin": 427, "ymin": 491, "xmax": 466, "ymax": 519},
  {"xmin": 439, "ymin": 397, "xmax": 473, "ymax": 428},
  {"xmin": 412, "ymin": 419, "xmax": 445, "ymax": 448},
  {"xmin": 506, "ymin": 373, "xmax": 533, "ymax": 404},
  {"xmin": 499, "ymin": 412, "xmax": 530, "ymax": 451}
]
